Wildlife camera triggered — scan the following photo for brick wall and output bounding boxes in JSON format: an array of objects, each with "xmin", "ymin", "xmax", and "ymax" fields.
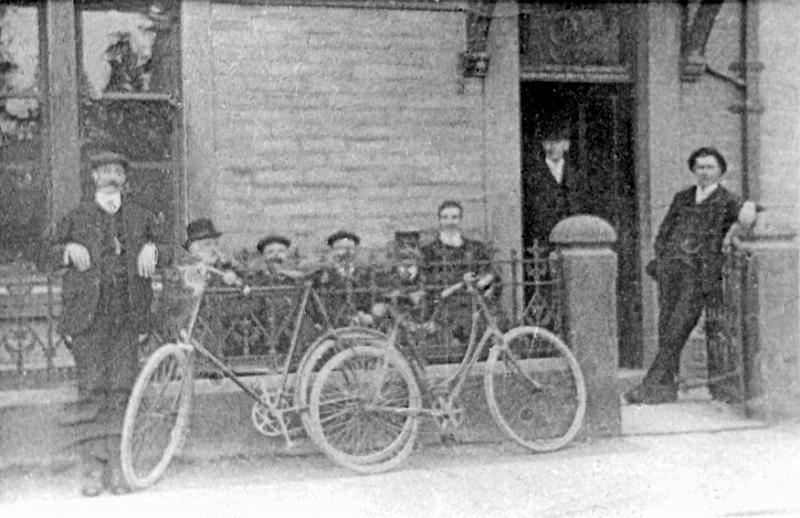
[{"xmin": 206, "ymin": 4, "xmax": 485, "ymax": 255}]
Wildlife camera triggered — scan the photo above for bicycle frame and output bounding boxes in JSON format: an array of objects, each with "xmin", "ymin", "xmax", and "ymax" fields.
[
  {"xmin": 385, "ymin": 283, "xmax": 505, "ymax": 412},
  {"xmin": 168, "ymin": 265, "xmax": 336, "ymax": 445}
]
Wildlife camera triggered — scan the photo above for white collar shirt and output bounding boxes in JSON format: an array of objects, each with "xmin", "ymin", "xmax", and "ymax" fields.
[
  {"xmin": 95, "ymin": 191, "xmax": 121, "ymax": 214},
  {"xmin": 438, "ymin": 232, "xmax": 464, "ymax": 248},
  {"xmin": 545, "ymin": 158, "xmax": 565, "ymax": 184}
]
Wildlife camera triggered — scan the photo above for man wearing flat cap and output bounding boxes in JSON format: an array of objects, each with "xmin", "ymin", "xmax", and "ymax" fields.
[
  {"xmin": 257, "ymin": 234, "xmax": 292, "ymax": 263},
  {"xmin": 247, "ymin": 234, "xmax": 305, "ymax": 285},
  {"xmin": 51, "ymin": 150, "xmax": 171, "ymax": 496},
  {"xmin": 374, "ymin": 232, "xmax": 427, "ymax": 318},
  {"xmin": 320, "ymin": 230, "xmax": 374, "ymax": 327}
]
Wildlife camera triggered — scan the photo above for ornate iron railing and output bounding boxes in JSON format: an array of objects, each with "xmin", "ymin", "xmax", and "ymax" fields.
[
  {"xmin": 0, "ymin": 248, "xmax": 564, "ymax": 390},
  {"xmin": 701, "ymin": 248, "xmax": 752, "ymax": 402},
  {"xmin": 0, "ymin": 271, "xmax": 69, "ymax": 390}
]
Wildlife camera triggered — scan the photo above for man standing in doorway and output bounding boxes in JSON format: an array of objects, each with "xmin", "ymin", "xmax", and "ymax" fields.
[
  {"xmin": 52, "ymin": 151, "xmax": 170, "ymax": 496},
  {"xmin": 625, "ymin": 147, "xmax": 757, "ymax": 405},
  {"xmin": 521, "ymin": 120, "xmax": 584, "ymax": 251},
  {"xmin": 520, "ymin": 120, "xmax": 584, "ymax": 329}
]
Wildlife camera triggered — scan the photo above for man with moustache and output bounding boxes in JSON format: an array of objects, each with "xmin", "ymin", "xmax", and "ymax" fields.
[
  {"xmin": 52, "ymin": 151, "xmax": 170, "ymax": 496},
  {"xmin": 319, "ymin": 230, "xmax": 375, "ymax": 327},
  {"xmin": 421, "ymin": 201, "xmax": 497, "ymax": 349},
  {"xmin": 248, "ymin": 234, "xmax": 304, "ymax": 284}
]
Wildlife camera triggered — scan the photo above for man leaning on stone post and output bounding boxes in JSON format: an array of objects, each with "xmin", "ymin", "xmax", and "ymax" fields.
[
  {"xmin": 52, "ymin": 150, "xmax": 172, "ymax": 496},
  {"xmin": 625, "ymin": 146, "xmax": 757, "ymax": 405}
]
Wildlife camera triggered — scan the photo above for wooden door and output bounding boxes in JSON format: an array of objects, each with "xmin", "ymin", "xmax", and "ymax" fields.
[{"xmin": 521, "ymin": 81, "xmax": 642, "ymax": 367}]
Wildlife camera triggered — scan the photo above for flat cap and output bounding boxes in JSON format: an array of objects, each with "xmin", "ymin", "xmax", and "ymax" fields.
[
  {"xmin": 327, "ymin": 230, "xmax": 360, "ymax": 247},
  {"xmin": 257, "ymin": 234, "xmax": 291, "ymax": 253}
]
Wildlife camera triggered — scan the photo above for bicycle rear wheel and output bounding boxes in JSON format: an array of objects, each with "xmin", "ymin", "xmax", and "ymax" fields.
[
  {"xmin": 484, "ymin": 326, "xmax": 586, "ymax": 452},
  {"xmin": 309, "ymin": 345, "xmax": 421, "ymax": 474},
  {"xmin": 120, "ymin": 344, "xmax": 193, "ymax": 489},
  {"xmin": 295, "ymin": 327, "xmax": 388, "ymax": 432}
]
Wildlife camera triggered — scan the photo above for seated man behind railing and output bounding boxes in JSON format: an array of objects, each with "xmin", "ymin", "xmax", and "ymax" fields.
[
  {"xmin": 317, "ymin": 230, "xmax": 377, "ymax": 327},
  {"xmin": 243, "ymin": 234, "xmax": 307, "ymax": 286},
  {"xmin": 156, "ymin": 218, "xmax": 240, "ymax": 358},
  {"xmin": 420, "ymin": 201, "xmax": 501, "ymax": 352},
  {"xmin": 239, "ymin": 234, "xmax": 323, "ymax": 359},
  {"xmin": 371, "ymin": 238, "xmax": 429, "ymax": 329}
]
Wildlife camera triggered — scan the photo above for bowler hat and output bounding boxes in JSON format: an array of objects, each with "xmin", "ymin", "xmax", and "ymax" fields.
[
  {"xmin": 257, "ymin": 234, "xmax": 291, "ymax": 253},
  {"xmin": 184, "ymin": 218, "xmax": 222, "ymax": 249},
  {"xmin": 327, "ymin": 230, "xmax": 360, "ymax": 247},
  {"xmin": 89, "ymin": 151, "xmax": 129, "ymax": 171},
  {"xmin": 539, "ymin": 117, "xmax": 572, "ymax": 141}
]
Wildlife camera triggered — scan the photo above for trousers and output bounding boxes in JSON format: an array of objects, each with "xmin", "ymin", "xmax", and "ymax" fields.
[
  {"xmin": 644, "ymin": 259, "xmax": 708, "ymax": 387},
  {"xmin": 70, "ymin": 280, "xmax": 139, "ymax": 473}
]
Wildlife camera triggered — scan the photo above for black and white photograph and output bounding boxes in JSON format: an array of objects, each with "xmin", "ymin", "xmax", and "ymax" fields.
[{"xmin": 1, "ymin": 1, "xmax": 799, "ymax": 516}]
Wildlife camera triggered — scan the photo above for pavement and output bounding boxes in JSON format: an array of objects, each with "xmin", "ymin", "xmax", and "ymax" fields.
[{"xmin": 3, "ymin": 382, "xmax": 799, "ymax": 518}]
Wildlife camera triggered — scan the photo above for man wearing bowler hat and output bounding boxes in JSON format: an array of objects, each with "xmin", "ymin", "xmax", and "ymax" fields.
[
  {"xmin": 51, "ymin": 150, "xmax": 171, "ymax": 496},
  {"xmin": 520, "ymin": 119, "xmax": 585, "ymax": 328},
  {"xmin": 184, "ymin": 219, "xmax": 229, "ymax": 269},
  {"xmin": 157, "ymin": 218, "xmax": 240, "ymax": 341},
  {"xmin": 521, "ymin": 119, "xmax": 584, "ymax": 251}
]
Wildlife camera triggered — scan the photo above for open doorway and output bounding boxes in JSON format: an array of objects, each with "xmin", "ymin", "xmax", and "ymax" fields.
[{"xmin": 520, "ymin": 81, "xmax": 642, "ymax": 367}]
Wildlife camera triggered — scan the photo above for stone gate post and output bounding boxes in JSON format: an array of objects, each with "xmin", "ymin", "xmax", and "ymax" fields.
[{"xmin": 551, "ymin": 215, "xmax": 621, "ymax": 437}]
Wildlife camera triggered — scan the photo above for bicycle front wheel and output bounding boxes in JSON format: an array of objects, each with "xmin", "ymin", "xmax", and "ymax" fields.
[
  {"xmin": 309, "ymin": 345, "xmax": 421, "ymax": 474},
  {"xmin": 120, "ymin": 344, "xmax": 194, "ymax": 489},
  {"xmin": 484, "ymin": 326, "xmax": 586, "ymax": 452}
]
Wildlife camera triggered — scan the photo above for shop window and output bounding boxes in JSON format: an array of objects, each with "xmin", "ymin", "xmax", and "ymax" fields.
[
  {"xmin": 76, "ymin": 1, "xmax": 181, "ymax": 239},
  {"xmin": 0, "ymin": 4, "xmax": 45, "ymax": 269}
]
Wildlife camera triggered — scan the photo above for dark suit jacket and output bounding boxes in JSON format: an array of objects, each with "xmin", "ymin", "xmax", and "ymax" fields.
[
  {"xmin": 51, "ymin": 199, "xmax": 172, "ymax": 336},
  {"xmin": 521, "ymin": 155, "xmax": 583, "ymax": 248},
  {"xmin": 420, "ymin": 236, "xmax": 496, "ymax": 286},
  {"xmin": 654, "ymin": 185, "xmax": 742, "ymax": 294}
]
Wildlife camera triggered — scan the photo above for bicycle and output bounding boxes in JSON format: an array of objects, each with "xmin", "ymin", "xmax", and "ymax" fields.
[
  {"xmin": 307, "ymin": 275, "xmax": 587, "ymax": 473},
  {"xmin": 119, "ymin": 263, "xmax": 386, "ymax": 489}
]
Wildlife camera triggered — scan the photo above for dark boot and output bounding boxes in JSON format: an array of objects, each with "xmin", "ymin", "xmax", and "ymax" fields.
[
  {"xmin": 624, "ymin": 382, "xmax": 678, "ymax": 405},
  {"xmin": 104, "ymin": 433, "xmax": 131, "ymax": 495},
  {"xmin": 105, "ymin": 463, "xmax": 131, "ymax": 495},
  {"xmin": 80, "ymin": 451, "xmax": 106, "ymax": 497}
]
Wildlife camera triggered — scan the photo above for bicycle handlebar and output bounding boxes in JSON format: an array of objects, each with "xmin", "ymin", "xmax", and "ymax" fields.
[
  {"xmin": 198, "ymin": 265, "xmax": 251, "ymax": 295},
  {"xmin": 440, "ymin": 281, "xmax": 464, "ymax": 299},
  {"xmin": 439, "ymin": 273, "xmax": 495, "ymax": 300}
]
